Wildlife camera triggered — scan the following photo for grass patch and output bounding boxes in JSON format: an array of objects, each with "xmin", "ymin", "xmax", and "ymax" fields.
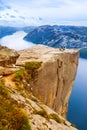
[
  {"xmin": 0, "ymin": 79, "xmax": 32, "ymax": 130},
  {"xmin": 24, "ymin": 61, "xmax": 42, "ymax": 70},
  {"xmin": 34, "ymin": 109, "xmax": 49, "ymax": 119},
  {"xmin": 12, "ymin": 69, "xmax": 26, "ymax": 90},
  {"xmin": 13, "ymin": 68, "xmax": 31, "ymax": 89},
  {"xmin": 49, "ymin": 113, "xmax": 65, "ymax": 123},
  {"xmin": 30, "ymin": 95, "xmax": 39, "ymax": 103},
  {"xmin": 13, "ymin": 69, "xmax": 24, "ymax": 83},
  {"xmin": 24, "ymin": 61, "xmax": 42, "ymax": 79},
  {"xmin": 13, "ymin": 62, "xmax": 42, "ymax": 90},
  {"xmin": 33, "ymin": 104, "xmax": 65, "ymax": 123},
  {"xmin": 9, "ymin": 108, "xmax": 32, "ymax": 130},
  {"xmin": 71, "ymin": 123, "xmax": 77, "ymax": 128},
  {"xmin": 0, "ymin": 79, "xmax": 10, "ymax": 98}
]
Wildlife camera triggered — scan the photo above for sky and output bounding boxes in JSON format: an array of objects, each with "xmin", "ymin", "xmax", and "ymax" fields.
[{"xmin": 0, "ymin": 0, "xmax": 87, "ymax": 26}]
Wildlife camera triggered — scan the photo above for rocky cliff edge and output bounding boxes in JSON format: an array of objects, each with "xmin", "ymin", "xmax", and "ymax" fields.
[
  {"xmin": 17, "ymin": 45, "xmax": 79, "ymax": 117},
  {"xmin": 0, "ymin": 45, "xmax": 79, "ymax": 130}
]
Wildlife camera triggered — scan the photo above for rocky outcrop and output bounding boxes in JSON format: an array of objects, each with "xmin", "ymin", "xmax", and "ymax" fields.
[
  {"xmin": 0, "ymin": 45, "xmax": 79, "ymax": 129},
  {"xmin": 0, "ymin": 45, "xmax": 19, "ymax": 67},
  {"xmin": 17, "ymin": 45, "xmax": 79, "ymax": 117},
  {"xmin": 11, "ymin": 87, "xmax": 77, "ymax": 130},
  {"xmin": 0, "ymin": 75, "xmax": 77, "ymax": 130}
]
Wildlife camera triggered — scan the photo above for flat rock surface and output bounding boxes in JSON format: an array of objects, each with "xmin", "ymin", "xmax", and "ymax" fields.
[{"xmin": 17, "ymin": 44, "xmax": 79, "ymax": 65}]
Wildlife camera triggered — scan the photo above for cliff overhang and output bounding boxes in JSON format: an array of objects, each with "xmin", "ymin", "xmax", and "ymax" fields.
[
  {"xmin": 17, "ymin": 45, "xmax": 79, "ymax": 117},
  {"xmin": 0, "ymin": 44, "xmax": 79, "ymax": 130}
]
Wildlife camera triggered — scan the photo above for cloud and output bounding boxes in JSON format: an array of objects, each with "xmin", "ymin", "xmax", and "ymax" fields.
[
  {"xmin": 10, "ymin": 15, "xmax": 16, "ymax": 18},
  {"xmin": 19, "ymin": 16, "xmax": 25, "ymax": 20},
  {"xmin": 0, "ymin": 1, "xmax": 5, "ymax": 10},
  {"xmin": 0, "ymin": 0, "xmax": 11, "ymax": 11},
  {"xmin": 6, "ymin": 6, "xmax": 11, "ymax": 9},
  {"xmin": 0, "ymin": 0, "xmax": 87, "ymax": 26},
  {"xmin": 0, "ymin": 31, "xmax": 35, "ymax": 50}
]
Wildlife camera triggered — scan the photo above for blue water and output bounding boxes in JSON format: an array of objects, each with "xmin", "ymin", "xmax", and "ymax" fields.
[{"xmin": 67, "ymin": 58, "xmax": 87, "ymax": 130}]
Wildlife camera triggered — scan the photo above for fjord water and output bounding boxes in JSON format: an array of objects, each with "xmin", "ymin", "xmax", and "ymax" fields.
[
  {"xmin": 0, "ymin": 31, "xmax": 35, "ymax": 50},
  {"xmin": 67, "ymin": 58, "xmax": 87, "ymax": 130}
]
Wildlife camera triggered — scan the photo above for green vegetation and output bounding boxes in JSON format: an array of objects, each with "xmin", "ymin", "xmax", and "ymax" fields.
[
  {"xmin": 32, "ymin": 98, "xmax": 65, "ymax": 123},
  {"xmin": 13, "ymin": 69, "xmax": 25, "ymax": 90},
  {"xmin": 24, "ymin": 61, "xmax": 42, "ymax": 70},
  {"xmin": 49, "ymin": 113, "xmax": 65, "ymax": 123},
  {"xmin": 71, "ymin": 123, "xmax": 77, "ymax": 128},
  {"xmin": 24, "ymin": 61, "xmax": 42, "ymax": 79},
  {"xmin": 0, "ymin": 79, "xmax": 10, "ymax": 98},
  {"xmin": 13, "ymin": 69, "xmax": 24, "ymax": 83},
  {"xmin": 0, "ymin": 79, "xmax": 32, "ymax": 130},
  {"xmin": 13, "ymin": 62, "xmax": 41, "ymax": 83},
  {"xmin": 34, "ymin": 107, "xmax": 65, "ymax": 124},
  {"xmin": 34, "ymin": 110, "xmax": 49, "ymax": 118},
  {"xmin": 13, "ymin": 61, "xmax": 42, "ymax": 90},
  {"xmin": 30, "ymin": 95, "xmax": 39, "ymax": 103}
]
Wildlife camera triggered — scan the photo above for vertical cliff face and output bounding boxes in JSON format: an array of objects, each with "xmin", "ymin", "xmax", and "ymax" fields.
[{"xmin": 17, "ymin": 45, "xmax": 79, "ymax": 117}]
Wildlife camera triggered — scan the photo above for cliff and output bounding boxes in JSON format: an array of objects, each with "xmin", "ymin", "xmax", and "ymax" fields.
[
  {"xmin": 17, "ymin": 45, "xmax": 79, "ymax": 117},
  {"xmin": 0, "ymin": 45, "xmax": 79, "ymax": 130},
  {"xmin": 0, "ymin": 77, "xmax": 77, "ymax": 130}
]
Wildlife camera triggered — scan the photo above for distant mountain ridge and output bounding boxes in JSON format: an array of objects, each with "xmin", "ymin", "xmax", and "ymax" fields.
[
  {"xmin": 0, "ymin": 26, "xmax": 36, "ymax": 38},
  {"xmin": 24, "ymin": 25, "xmax": 87, "ymax": 49},
  {"xmin": 0, "ymin": 25, "xmax": 87, "ymax": 58},
  {"xmin": 0, "ymin": 26, "xmax": 19, "ymax": 38},
  {"xmin": 1, "ymin": 25, "xmax": 87, "ymax": 49}
]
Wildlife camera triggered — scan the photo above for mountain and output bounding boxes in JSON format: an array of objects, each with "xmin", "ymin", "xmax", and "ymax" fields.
[
  {"xmin": 0, "ymin": 25, "xmax": 87, "ymax": 58},
  {"xmin": 22, "ymin": 26, "xmax": 37, "ymax": 33},
  {"xmin": 0, "ymin": 26, "xmax": 36, "ymax": 38},
  {"xmin": 0, "ymin": 26, "xmax": 20, "ymax": 38},
  {"xmin": 0, "ymin": 45, "xmax": 78, "ymax": 130},
  {"xmin": 24, "ymin": 25, "xmax": 87, "ymax": 49}
]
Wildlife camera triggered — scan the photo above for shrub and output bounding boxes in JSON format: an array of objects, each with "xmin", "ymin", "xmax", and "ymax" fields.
[
  {"xmin": 71, "ymin": 123, "xmax": 77, "ymax": 128},
  {"xmin": 13, "ymin": 69, "xmax": 24, "ymax": 83},
  {"xmin": 9, "ymin": 108, "xmax": 32, "ymax": 130},
  {"xmin": 0, "ymin": 122, "xmax": 9, "ymax": 130},
  {"xmin": 0, "ymin": 79, "xmax": 32, "ymax": 130},
  {"xmin": 34, "ymin": 109, "xmax": 49, "ymax": 118},
  {"xmin": 0, "ymin": 79, "xmax": 10, "ymax": 98},
  {"xmin": 24, "ymin": 61, "xmax": 41, "ymax": 79},
  {"xmin": 49, "ymin": 113, "xmax": 65, "ymax": 123},
  {"xmin": 25, "ymin": 61, "xmax": 41, "ymax": 70}
]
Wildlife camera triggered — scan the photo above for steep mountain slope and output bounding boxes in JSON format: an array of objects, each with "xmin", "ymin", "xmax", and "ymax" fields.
[
  {"xmin": 24, "ymin": 25, "xmax": 87, "ymax": 49},
  {"xmin": 17, "ymin": 45, "xmax": 79, "ymax": 118},
  {"xmin": 0, "ymin": 76, "xmax": 77, "ymax": 130},
  {"xmin": 0, "ymin": 45, "xmax": 79, "ymax": 130}
]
